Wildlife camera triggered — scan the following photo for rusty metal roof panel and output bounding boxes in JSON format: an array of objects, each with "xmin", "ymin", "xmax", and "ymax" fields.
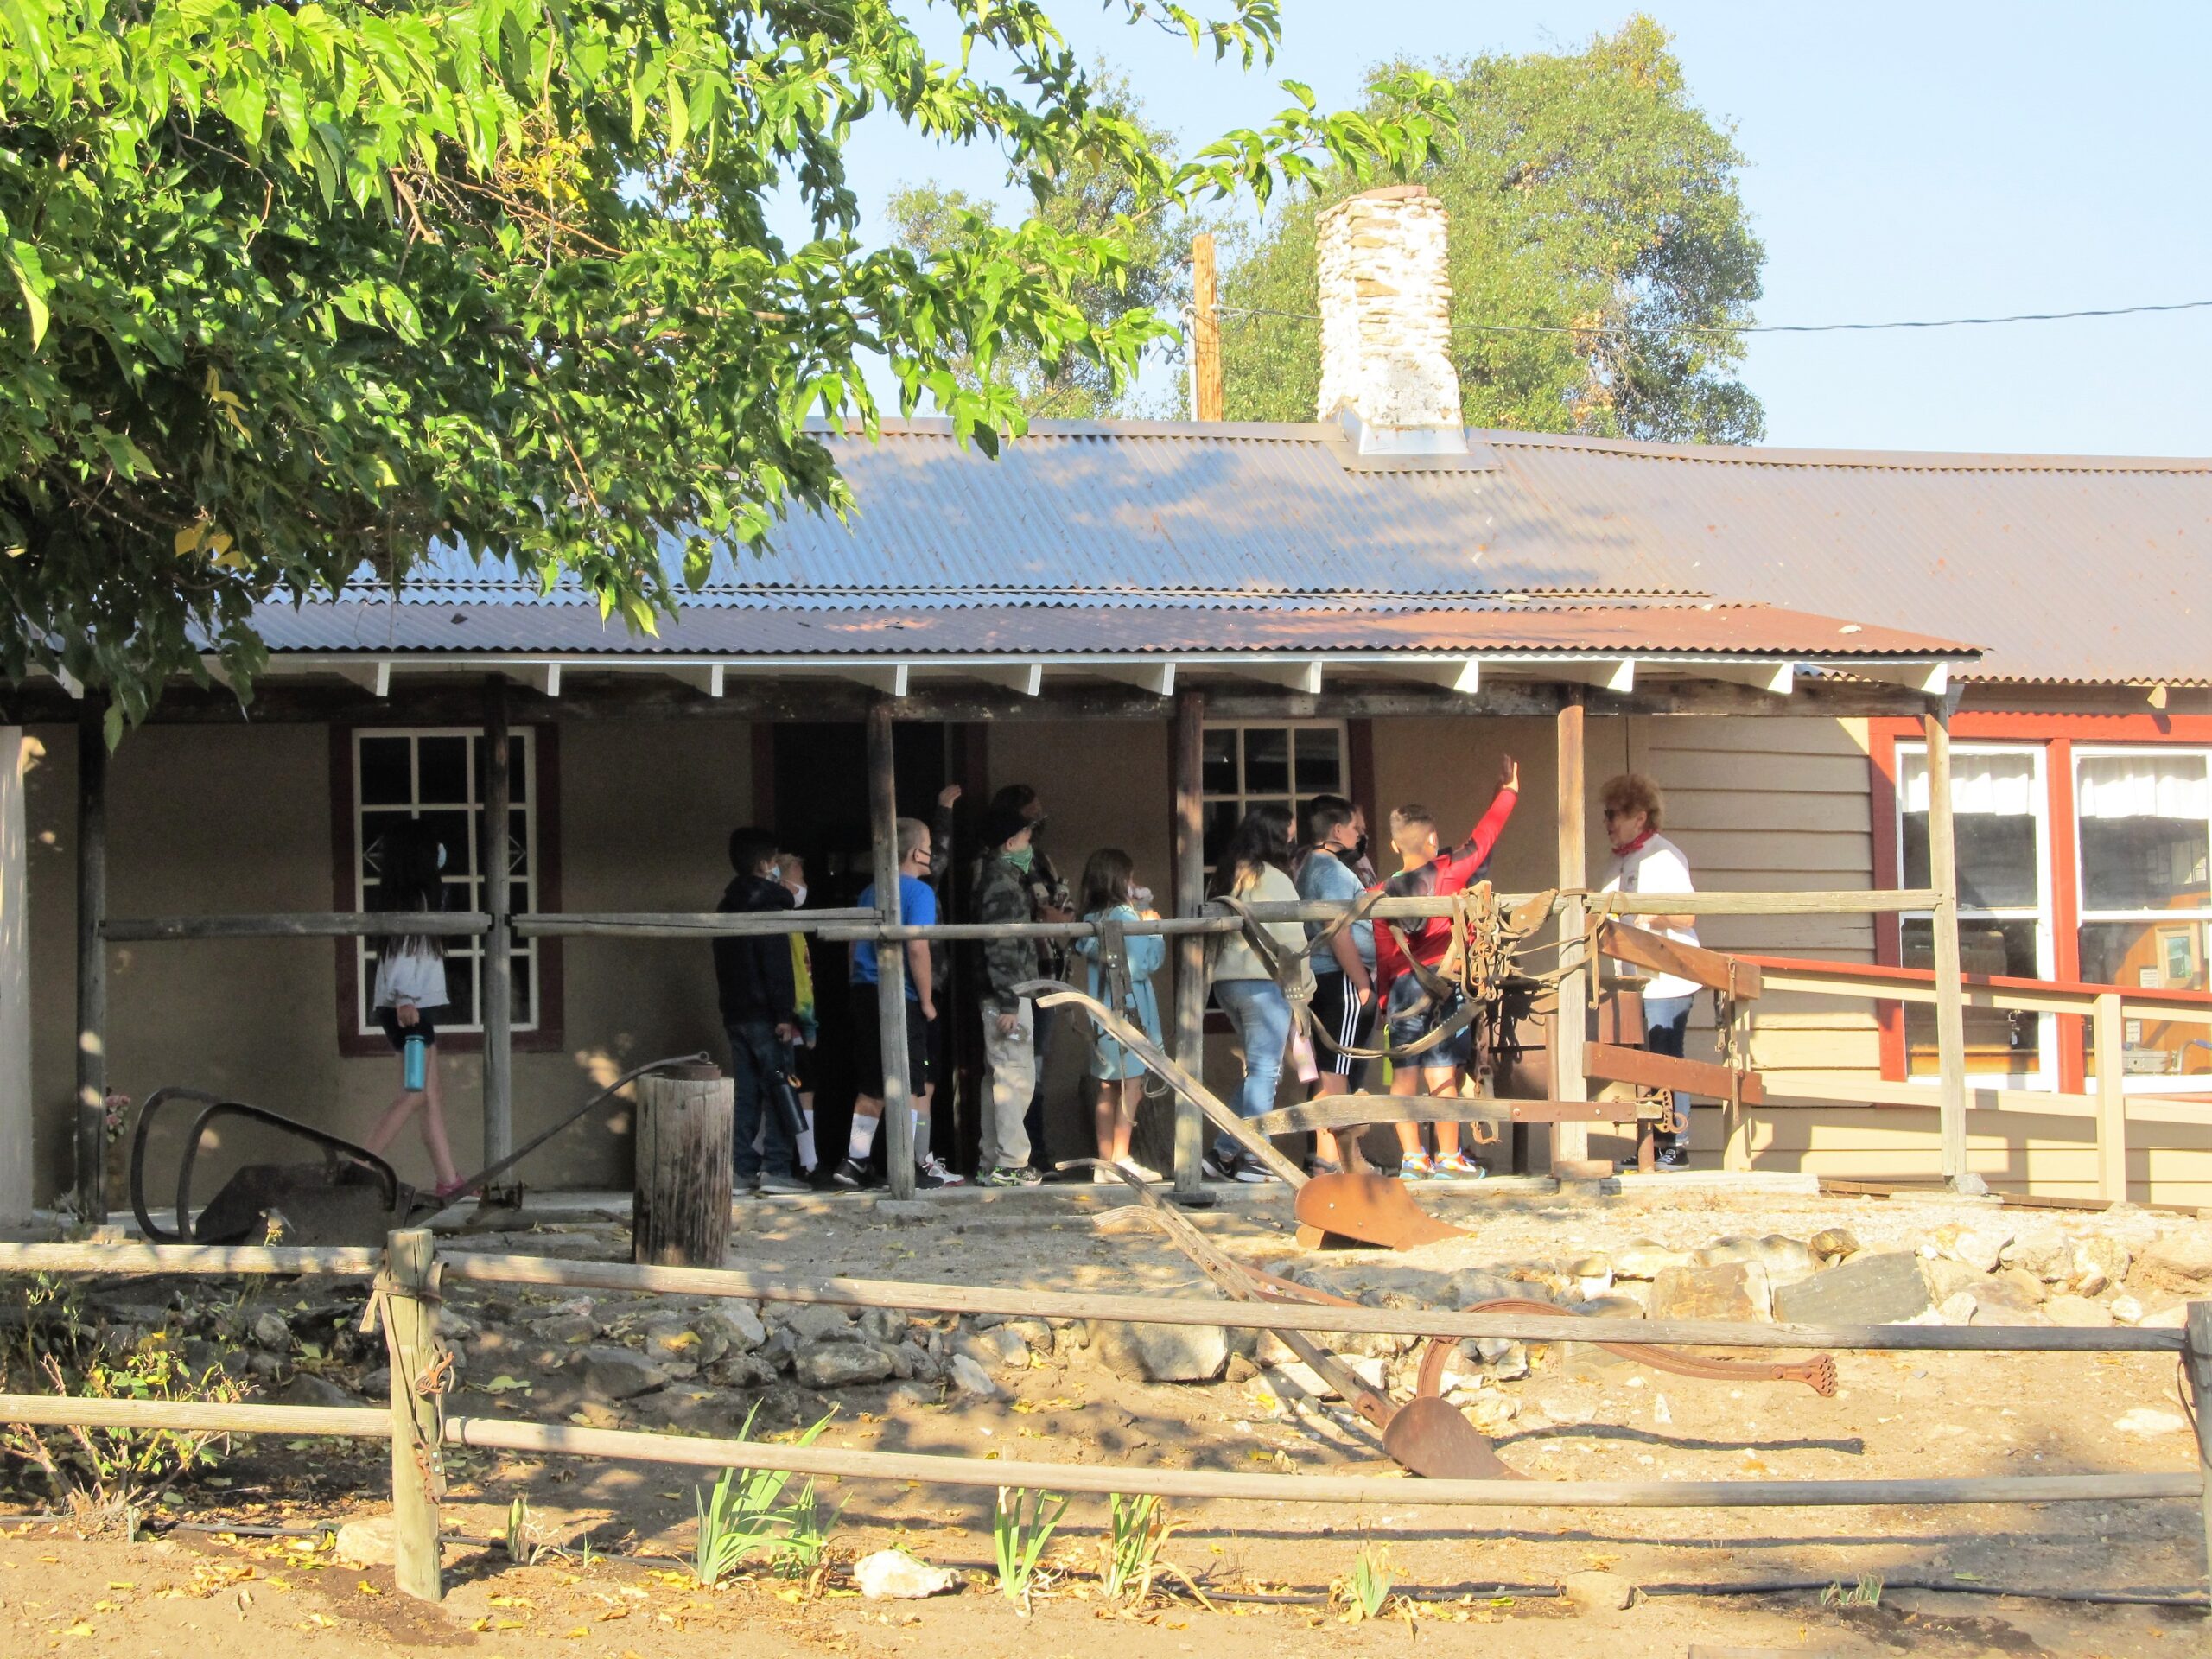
[
  {"xmin": 1484, "ymin": 433, "xmax": 2212, "ymax": 685},
  {"xmin": 255, "ymin": 599, "xmax": 1970, "ymax": 660}
]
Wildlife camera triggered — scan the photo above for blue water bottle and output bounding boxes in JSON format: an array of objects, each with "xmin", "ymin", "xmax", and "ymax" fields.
[{"xmin": 402, "ymin": 1032, "xmax": 428, "ymax": 1091}]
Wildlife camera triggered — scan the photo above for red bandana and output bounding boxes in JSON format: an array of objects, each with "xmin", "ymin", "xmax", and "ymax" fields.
[{"xmin": 1611, "ymin": 827, "xmax": 1656, "ymax": 859}]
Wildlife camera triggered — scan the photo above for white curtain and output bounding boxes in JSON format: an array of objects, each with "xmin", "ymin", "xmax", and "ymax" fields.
[
  {"xmin": 1900, "ymin": 750, "xmax": 2037, "ymax": 817},
  {"xmin": 2076, "ymin": 753, "xmax": 2211, "ymax": 821}
]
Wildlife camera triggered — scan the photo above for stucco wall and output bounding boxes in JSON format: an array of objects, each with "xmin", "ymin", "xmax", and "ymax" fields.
[{"xmin": 22, "ymin": 717, "xmax": 759, "ymax": 1208}]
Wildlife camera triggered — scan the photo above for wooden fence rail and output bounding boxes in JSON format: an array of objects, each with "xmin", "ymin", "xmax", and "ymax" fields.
[{"xmin": 0, "ymin": 1238, "xmax": 2204, "ymax": 1607}]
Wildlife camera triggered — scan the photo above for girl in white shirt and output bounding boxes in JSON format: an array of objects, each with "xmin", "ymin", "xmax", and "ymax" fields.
[
  {"xmin": 1599, "ymin": 773, "xmax": 1699, "ymax": 1170},
  {"xmin": 363, "ymin": 822, "xmax": 465, "ymax": 1198}
]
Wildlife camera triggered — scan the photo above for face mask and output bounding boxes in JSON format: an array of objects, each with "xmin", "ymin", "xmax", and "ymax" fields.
[
  {"xmin": 788, "ymin": 883, "xmax": 808, "ymax": 907},
  {"xmin": 1004, "ymin": 846, "xmax": 1035, "ymax": 874},
  {"xmin": 1350, "ymin": 833, "xmax": 1369, "ymax": 862}
]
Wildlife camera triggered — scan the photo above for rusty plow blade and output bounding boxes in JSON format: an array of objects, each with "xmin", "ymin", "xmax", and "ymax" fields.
[
  {"xmin": 1294, "ymin": 1170, "xmax": 1470, "ymax": 1251},
  {"xmin": 1071, "ymin": 1159, "xmax": 1519, "ymax": 1484}
]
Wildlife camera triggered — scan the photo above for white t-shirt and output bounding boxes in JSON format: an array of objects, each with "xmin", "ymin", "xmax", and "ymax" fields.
[{"xmin": 1600, "ymin": 832, "xmax": 1700, "ymax": 1001}]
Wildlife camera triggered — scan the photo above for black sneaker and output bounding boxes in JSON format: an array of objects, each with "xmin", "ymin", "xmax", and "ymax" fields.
[
  {"xmin": 1201, "ymin": 1152, "xmax": 1237, "ymax": 1182},
  {"xmin": 1652, "ymin": 1141, "xmax": 1690, "ymax": 1171},
  {"xmin": 981, "ymin": 1163, "xmax": 1042, "ymax": 1188},
  {"xmin": 757, "ymin": 1171, "xmax": 810, "ymax": 1196},
  {"xmin": 914, "ymin": 1156, "xmax": 966, "ymax": 1190},
  {"xmin": 831, "ymin": 1157, "xmax": 871, "ymax": 1191}
]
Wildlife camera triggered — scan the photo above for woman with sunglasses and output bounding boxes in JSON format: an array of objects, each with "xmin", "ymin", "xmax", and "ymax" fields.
[{"xmin": 1598, "ymin": 773, "xmax": 1700, "ymax": 1170}]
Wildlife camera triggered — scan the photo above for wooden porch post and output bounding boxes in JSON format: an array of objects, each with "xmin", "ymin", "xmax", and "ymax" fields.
[
  {"xmin": 1551, "ymin": 692, "xmax": 1589, "ymax": 1169},
  {"xmin": 73, "ymin": 699, "xmax": 107, "ymax": 1226},
  {"xmin": 866, "ymin": 701, "xmax": 916, "ymax": 1198},
  {"xmin": 0, "ymin": 728, "xmax": 32, "ymax": 1226},
  {"xmin": 2092, "ymin": 990, "xmax": 2128, "ymax": 1202},
  {"xmin": 1171, "ymin": 690, "xmax": 1207, "ymax": 1194},
  {"xmin": 1922, "ymin": 709, "xmax": 1975, "ymax": 1191},
  {"xmin": 480, "ymin": 677, "xmax": 514, "ymax": 1179}
]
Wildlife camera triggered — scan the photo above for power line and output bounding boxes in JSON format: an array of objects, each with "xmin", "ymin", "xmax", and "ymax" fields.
[{"xmin": 1214, "ymin": 297, "xmax": 2212, "ymax": 337}]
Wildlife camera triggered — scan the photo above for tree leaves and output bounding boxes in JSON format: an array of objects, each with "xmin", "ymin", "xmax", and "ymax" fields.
[
  {"xmin": 0, "ymin": 0, "xmax": 1450, "ymax": 730},
  {"xmin": 1221, "ymin": 17, "xmax": 1765, "ymax": 444}
]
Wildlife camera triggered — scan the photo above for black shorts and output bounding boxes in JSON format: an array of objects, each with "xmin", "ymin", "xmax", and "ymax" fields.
[
  {"xmin": 376, "ymin": 1007, "xmax": 439, "ymax": 1050},
  {"xmin": 1384, "ymin": 973, "xmax": 1471, "ymax": 1071},
  {"xmin": 851, "ymin": 991, "xmax": 932, "ymax": 1098},
  {"xmin": 1308, "ymin": 973, "xmax": 1377, "ymax": 1076}
]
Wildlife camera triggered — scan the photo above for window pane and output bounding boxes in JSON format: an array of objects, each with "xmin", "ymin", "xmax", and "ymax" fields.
[
  {"xmin": 1904, "ymin": 917, "xmax": 2040, "ymax": 1075},
  {"xmin": 416, "ymin": 735, "xmax": 469, "ymax": 804},
  {"xmin": 442, "ymin": 957, "xmax": 476, "ymax": 1026},
  {"xmin": 1294, "ymin": 728, "xmax": 1342, "ymax": 794},
  {"xmin": 359, "ymin": 811, "xmax": 416, "ymax": 889},
  {"xmin": 416, "ymin": 809, "xmax": 473, "ymax": 880},
  {"xmin": 1203, "ymin": 800, "xmax": 1239, "ymax": 868},
  {"xmin": 2076, "ymin": 753, "xmax": 2209, "ymax": 912},
  {"xmin": 509, "ymin": 735, "xmax": 528, "ymax": 804},
  {"xmin": 507, "ymin": 809, "xmax": 530, "ymax": 876},
  {"xmin": 2080, "ymin": 921, "xmax": 2210, "ymax": 1080},
  {"xmin": 1899, "ymin": 751, "xmax": 2040, "ymax": 909},
  {"xmin": 358, "ymin": 736, "xmax": 411, "ymax": 806},
  {"xmin": 1202, "ymin": 728, "xmax": 1236, "ymax": 795},
  {"xmin": 1243, "ymin": 728, "xmax": 1289, "ymax": 795},
  {"xmin": 509, "ymin": 951, "xmax": 535, "ymax": 1027}
]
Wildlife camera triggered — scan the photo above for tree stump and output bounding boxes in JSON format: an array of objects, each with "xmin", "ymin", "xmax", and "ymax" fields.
[{"xmin": 632, "ymin": 1064, "xmax": 733, "ymax": 1267}]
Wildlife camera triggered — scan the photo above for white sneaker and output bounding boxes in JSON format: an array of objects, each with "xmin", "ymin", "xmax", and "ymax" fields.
[{"xmin": 1116, "ymin": 1156, "xmax": 1164, "ymax": 1183}]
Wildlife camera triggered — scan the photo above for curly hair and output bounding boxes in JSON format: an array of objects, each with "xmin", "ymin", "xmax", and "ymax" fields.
[{"xmin": 1599, "ymin": 772, "xmax": 1665, "ymax": 833}]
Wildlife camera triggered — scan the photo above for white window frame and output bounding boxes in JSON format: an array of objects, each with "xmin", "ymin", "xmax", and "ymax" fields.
[
  {"xmin": 1200, "ymin": 718, "xmax": 1350, "ymax": 877},
  {"xmin": 2073, "ymin": 743, "xmax": 2212, "ymax": 1093},
  {"xmin": 1895, "ymin": 741, "xmax": 2056, "ymax": 1090},
  {"xmin": 351, "ymin": 727, "xmax": 541, "ymax": 1039}
]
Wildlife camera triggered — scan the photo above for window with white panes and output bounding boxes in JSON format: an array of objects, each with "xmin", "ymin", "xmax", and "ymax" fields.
[
  {"xmin": 2075, "ymin": 747, "xmax": 2212, "ymax": 1086},
  {"xmin": 1895, "ymin": 742, "xmax": 2054, "ymax": 1084},
  {"xmin": 352, "ymin": 728, "xmax": 540, "ymax": 1037},
  {"xmin": 1201, "ymin": 721, "xmax": 1346, "ymax": 876}
]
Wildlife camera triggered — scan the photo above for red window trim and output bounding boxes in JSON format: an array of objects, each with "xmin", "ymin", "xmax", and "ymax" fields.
[
  {"xmin": 1866, "ymin": 710, "xmax": 2212, "ymax": 1085},
  {"xmin": 330, "ymin": 721, "xmax": 566, "ymax": 1059}
]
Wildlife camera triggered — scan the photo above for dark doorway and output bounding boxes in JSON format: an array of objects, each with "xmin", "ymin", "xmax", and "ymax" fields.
[{"xmin": 769, "ymin": 721, "xmax": 963, "ymax": 1181}]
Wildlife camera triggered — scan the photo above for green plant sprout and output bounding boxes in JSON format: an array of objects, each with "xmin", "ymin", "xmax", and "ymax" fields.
[
  {"xmin": 691, "ymin": 1406, "xmax": 840, "ymax": 1587},
  {"xmin": 993, "ymin": 1486, "xmax": 1070, "ymax": 1611}
]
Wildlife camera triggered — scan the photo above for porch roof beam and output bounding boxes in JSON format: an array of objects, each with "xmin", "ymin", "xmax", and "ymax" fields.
[
  {"xmin": 1230, "ymin": 658, "xmax": 1325, "ymax": 695},
  {"xmin": 5, "ymin": 670, "xmax": 1957, "ymax": 725},
  {"xmin": 1688, "ymin": 661, "xmax": 1796, "ymax": 696}
]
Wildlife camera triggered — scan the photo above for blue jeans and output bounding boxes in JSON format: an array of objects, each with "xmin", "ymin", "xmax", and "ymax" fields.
[
  {"xmin": 1212, "ymin": 978, "xmax": 1291, "ymax": 1162},
  {"xmin": 1643, "ymin": 994, "xmax": 1695, "ymax": 1140},
  {"xmin": 727, "ymin": 1018, "xmax": 798, "ymax": 1180}
]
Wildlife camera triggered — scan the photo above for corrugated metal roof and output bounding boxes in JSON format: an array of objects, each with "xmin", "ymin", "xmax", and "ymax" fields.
[
  {"xmin": 1482, "ymin": 431, "xmax": 2212, "ymax": 685},
  {"xmin": 321, "ymin": 416, "xmax": 2202, "ymax": 683},
  {"xmin": 258, "ymin": 598, "xmax": 1967, "ymax": 660}
]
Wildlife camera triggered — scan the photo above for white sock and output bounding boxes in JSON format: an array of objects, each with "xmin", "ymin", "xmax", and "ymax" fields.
[
  {"xmin": 912, "ymin": 1109, "xmax": 929, "ymax": 1166},
  {"xmin": 795, "ymin": 1109, "xmax": 817, "ymax": 1170},
  {"xmin": 848, "ymin": 1114, "xmax": 880, "ymax": 1162}
]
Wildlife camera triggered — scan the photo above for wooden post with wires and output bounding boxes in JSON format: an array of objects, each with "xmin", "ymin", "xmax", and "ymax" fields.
[
  {"xmin": 2188, "ymin": 1300, "xmax": 2212, "ymax": 1603},
  {"xmin": 1923, "ymin": 709, "xmax": 1976, "ymax": 1192},
  {"xmin": 1192, "ymin": 233, "xmax": 1224, "ymax": 421},
  {"xmin": 1171, "ymin": 689, "xmax": 1209, "ymax": 1193},
  {"xmin": 1551, "ymin": 691, "xmax": 1590, "ymax": 1169},
  {"xmin": 382, "ymin": 1227, "xmax": 445, "ymax": 1602}
]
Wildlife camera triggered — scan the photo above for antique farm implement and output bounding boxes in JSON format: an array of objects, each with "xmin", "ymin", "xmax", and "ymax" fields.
[{"xmin": 127, "ymin": 1053, "xmax": 708, "ymax": 1248}]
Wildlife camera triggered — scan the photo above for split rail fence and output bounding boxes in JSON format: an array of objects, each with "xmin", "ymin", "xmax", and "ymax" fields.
[{"xmin": 0, "ymin": 1236, "xmax": 2206, "ymax": 1606}]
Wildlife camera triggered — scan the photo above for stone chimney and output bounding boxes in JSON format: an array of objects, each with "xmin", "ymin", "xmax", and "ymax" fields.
[{"xmin": 1315, "ymin": 184, "xmax": 1466, "ymax": 456}]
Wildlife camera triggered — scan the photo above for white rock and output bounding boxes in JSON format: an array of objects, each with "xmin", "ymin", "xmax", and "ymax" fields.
[
  {"xmin": 2138, "ymin": 1304, "xmax": 2190, "ymax": 1329},
  {"xmin": 853, "ymin": 1548, "xmax": 957, "ymax": 1599},
  {"xmin": 2113, "ymin": 1408, "xmax": 2190, "ymax": 1437},
  {"xmin": 334, "ymin": 1515, "xmax": 397, "ymax": 1567},
  {"xmin": 946, "ymin": 1353, "xmax": 1004, "ymax": 1401},
  {"xmin": 1462, "ymin": 1392, "xmax": 1517, "ymax": 1435},
  {"xmin": 1651, "ymin": 1394, "xmax": 1672, "ymax": 1427},
  {"xmin": 1936, "ymin": 1291, "xmax": 1977, "ymax": 1325},
  {"xmin": 1936, "ymin": 1224, "xmax": 2007, "ymax": 1274},
  {"xmin": 2108, "ymin": 1294, "xmax": 2145, "ymax": 1325},
  {"xmin": 2071, "ymin": 1236, "xmax": 2130, "ymax": 1296}
]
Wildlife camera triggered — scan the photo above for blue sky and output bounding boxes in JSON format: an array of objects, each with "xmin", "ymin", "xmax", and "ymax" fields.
[{"xmin": 831, "ymin": 1, "xmax": 2212, "ymax": 455}]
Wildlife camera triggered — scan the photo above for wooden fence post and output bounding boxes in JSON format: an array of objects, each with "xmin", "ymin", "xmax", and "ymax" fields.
[
  {"xmin": 74, "ymin": 698, "xmax": 106, "ymax": 1227},
  {"xmin": 865, "ymin": 701, "xmax": 915, "ymax": 1198},
  {"xmin": 2092, "ymin": 991, "xmax": 2128, "ymax": 1203},
  {"xmin": 1551, "ymin": 692, "xmax": 1589, "ymax": 1171},
  {"xmin": 632, "ymin": 1063, "xmax": 733, "ymax": 1266},
  {"xmin": 1922, "ymin": 710, "xmax": 1977, "ymax": 1192},
  {"xmin": 2188, "ymin": 1302, "xmax": 2212, "ymax": 1606},
  {"xmin": 1171, "ymin": 690, "xmax": 1208, "ymax": 1196},
  {"xmin": 0, "ymin": 727, "xmax": 31, "ymax": 1227},
  {"xmin": 383, "ymin": 1227, "xmax": 446, "ymax": 1602},
  {"xmin": 480, "ymin": 677, "xmax": 514, "ymax": 1189}
]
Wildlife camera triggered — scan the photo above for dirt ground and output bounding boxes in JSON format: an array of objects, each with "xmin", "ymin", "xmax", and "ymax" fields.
[{"xmin": 2, "ymin": 1182, "xmax": 2207, "ymax": 1656}]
